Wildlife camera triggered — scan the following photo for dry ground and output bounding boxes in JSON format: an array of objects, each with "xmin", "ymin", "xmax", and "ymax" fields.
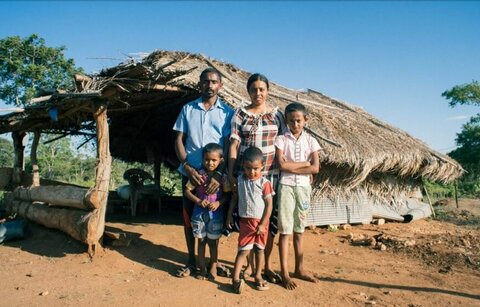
[{"xmin": 1, "ymin": 199, "xmax": 479, "ymax": 307}]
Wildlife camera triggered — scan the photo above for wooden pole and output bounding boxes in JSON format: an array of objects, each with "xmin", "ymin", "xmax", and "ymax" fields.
[
  {"xmin": 454, "ymin": 180, "xmax": 459, "ymax": 209},
  {"xmin": 86, "ymin": 102, "xmax": 112, "ymax": 256},
  {"xmin": 31, "ymin": 130, "xmax": 41, "ymax": 187},
  {"xmin": 422, "ymin": 183, "xmax": 435, "ymax": 218},
  {"xmin": 11, "ymin": 131, "xmax": 26, "ymax": 187}
]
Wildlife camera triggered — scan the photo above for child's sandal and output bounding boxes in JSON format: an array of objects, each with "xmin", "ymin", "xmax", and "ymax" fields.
[
  {"xmin": 255, "ymin": 279, "xmax": 269, "ymax": 291},
  {"xmin": 232, "ymin": 279, "xmax": 245, "ymax": 294}
]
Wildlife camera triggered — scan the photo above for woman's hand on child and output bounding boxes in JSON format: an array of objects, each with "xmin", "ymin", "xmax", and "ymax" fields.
[{"xmin": 205, "ymin": 177, "xmax": 220, "ymax": 195}]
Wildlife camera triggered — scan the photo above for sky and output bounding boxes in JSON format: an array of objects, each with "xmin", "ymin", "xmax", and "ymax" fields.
[{"xmin": 0, "ymin": 1, "xmax": 479, "ymax": 153}]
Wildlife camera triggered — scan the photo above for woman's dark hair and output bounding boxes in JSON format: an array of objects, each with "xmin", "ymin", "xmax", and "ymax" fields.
[
  {"xmin": 203, "ymin": 142, "xmax": 223, "ymax": 158},
  {"xmin": 243, "ymin": 146, "xmax": 264, "ymax": 164},
  {"xmin": 285, "ymin": 102, "xmax": 308, "ymax": 116},
  {"xmin": 247, "ymin": 73, "xmax": 269, "ymax": 91}
]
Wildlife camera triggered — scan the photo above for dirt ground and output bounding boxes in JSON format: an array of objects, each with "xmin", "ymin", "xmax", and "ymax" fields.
[{"xmin": 1, "ymin": 198, "xmax": 479, "ymax": 307}]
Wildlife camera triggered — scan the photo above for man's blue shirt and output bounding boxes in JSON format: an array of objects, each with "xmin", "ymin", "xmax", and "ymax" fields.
[{"xmin": 173, "ymin": 97, "xmax": 234, "ymax": 176}]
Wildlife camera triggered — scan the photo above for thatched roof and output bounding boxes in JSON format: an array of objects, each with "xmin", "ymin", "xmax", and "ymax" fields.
[{"xmin": 0, "ymin": 50, "xmax": 463, "ymax": 197}]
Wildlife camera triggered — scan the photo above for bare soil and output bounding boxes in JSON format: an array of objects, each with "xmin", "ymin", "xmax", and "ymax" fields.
[{"xmin": 1, "ymin": 198, "xmax": 479, "ymax": 307}]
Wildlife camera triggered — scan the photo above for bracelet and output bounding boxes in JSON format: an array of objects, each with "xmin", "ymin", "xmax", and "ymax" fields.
[{"xmin": 182, "ymin": 160, "xmax": 189, "ymax": 167}]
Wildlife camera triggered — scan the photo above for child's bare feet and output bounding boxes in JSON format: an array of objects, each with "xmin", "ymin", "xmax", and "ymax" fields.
[
  {"xmin": 293, "ymin": 271, "xmax": 317, "ymax": 283},
  {"xmin": 281, "ymin": 276, "xmax": 298, "ymax": 290}
]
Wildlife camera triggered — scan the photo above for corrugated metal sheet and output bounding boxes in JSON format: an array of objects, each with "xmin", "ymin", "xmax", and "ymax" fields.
[
  {"xmin": 306, "ymin": 194, "xmax": 371, "ymax": 226},
  {"xmin": 306, "ymin": 194, "xmax": 431, "ymax": 226}
]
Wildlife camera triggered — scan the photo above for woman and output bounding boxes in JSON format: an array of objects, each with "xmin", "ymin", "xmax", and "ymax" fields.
[{"xmin": 228, "ymin": 73, "xmax": 286, "ymax": 284}]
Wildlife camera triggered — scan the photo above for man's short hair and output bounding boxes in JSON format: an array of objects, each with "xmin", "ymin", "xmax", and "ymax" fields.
[
  {"xmin": 243, "ymin": 146, "xmax": 263, "ymax": 164},
  {"xmin": 203, "ymin": 142, "xmax": 223, "ymax": 157},
  {"xmin": 200, "ymin": 68, "xmax": 222, "ymax": 82}
]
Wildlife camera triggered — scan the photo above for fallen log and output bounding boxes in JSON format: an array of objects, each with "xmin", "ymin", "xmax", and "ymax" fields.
[
  {"xmin": 13, "ymin": 186, "xmax": 98, "ymax": 210},
  {"xmin": 6, "ymin": 200, "xmax": 92, "ymax": 243}
]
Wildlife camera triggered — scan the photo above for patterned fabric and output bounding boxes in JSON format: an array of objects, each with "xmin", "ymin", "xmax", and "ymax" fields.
[
  {"xmin": 237, "ymin": 174, "xmax": 274, "ymax": 219},
  {"xmin": 186, "ymin": 170, "xmax": 230, "ymax": 219},
  {"xmin": 230, "ymin": 107, "xmax": 286, "ymax": 176},
  {"xmin": 275, "ymin": 130, "xmax": 321, "ymax": 186},
  {"xmin": 277, "ymin": 184, "xmax": 312, "ymax": 234}
]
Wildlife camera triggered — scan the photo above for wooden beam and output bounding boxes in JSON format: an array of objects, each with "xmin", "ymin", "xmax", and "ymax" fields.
[{"xmin": 31, "ymin": 130, "xmax": 41, "ymax": 187}]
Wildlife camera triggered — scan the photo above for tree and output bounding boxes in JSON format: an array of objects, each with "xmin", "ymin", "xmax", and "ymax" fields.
[
  {"xmin": 442, "ymin": 81, "xmax": 480, "ymax": 196},
  {"xmin": 0, "ymin": 34, "xmax": 82, "ymax": 106},
  {"xmin": 0, "ymin": 137, "xmax": 13, "ymax": 167}
]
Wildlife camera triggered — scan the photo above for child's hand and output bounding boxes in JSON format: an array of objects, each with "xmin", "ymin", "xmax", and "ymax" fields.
[
  {"xmin": 256, "ymin": 222, "xmax": 267, "ymax": 235},
  {"xmin": 199, "ymin": 199, "xmax": 210, "ymax": 208},
  {"xmin": 208, "ymin": 201, "xmax": 220, "ymax": 211}
]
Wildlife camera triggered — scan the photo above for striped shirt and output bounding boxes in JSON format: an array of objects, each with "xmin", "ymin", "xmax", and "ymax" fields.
[
  {"xmin": 275, "ymin": 130, "xmax": 321, "ymax": 186},
  {"xmin": 237, "ymin": 174, "xmax": 274, "ymax": 219},
  {"xmin": 230, "ymin": 107, "xmax": 286, "ymax": 176}
]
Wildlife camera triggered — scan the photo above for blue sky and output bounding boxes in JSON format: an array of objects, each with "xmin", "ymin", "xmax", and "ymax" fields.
[{"xmin": 1, "ymin": 1, "xmax": 479, "ymax": 153}]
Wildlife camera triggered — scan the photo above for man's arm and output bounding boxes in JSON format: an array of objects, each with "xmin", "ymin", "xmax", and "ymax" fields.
[{"xmin": 174, "ymin": 131, "xmax": 203, "ymax": 186}]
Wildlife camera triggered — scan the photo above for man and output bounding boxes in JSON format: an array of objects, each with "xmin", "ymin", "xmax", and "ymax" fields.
[{"xmin": 173, "ymin": 68, "xmax": 234, "ymax": 277}]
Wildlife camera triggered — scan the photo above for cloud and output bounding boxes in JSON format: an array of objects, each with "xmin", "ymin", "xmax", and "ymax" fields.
[{"xmin": 447, "ymin": 115, "xmax": 469, "ymax": 121}]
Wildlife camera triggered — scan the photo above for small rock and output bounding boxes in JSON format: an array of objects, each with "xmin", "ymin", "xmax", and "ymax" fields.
[
  {"xmin": 404, "ymin": 240, "xmax": 416, "ymax": 247},
  {"xmin": 26, "ymin": 273, "xmax": 33, "ymax": 277},
  {"xmin": 308, "ymin": 225, "xmax": 316, "ymax": 230},
  {"xmin": 374, "ymin": 219, "xmax": 385, "ymax": 226},
  {"xmin": 379, "ymin": 244, "xmax": 387, "ymax": 251},
  {"xmin": 328, "ymin": 224, "xmax": 339, "ymax": 232},
  {"xmin": 340, "ymin": 224, "xmax": 352, "ymax": 230},
  {"xmin": 365, "ymin": 300, "xmax": 376, "ymax": 305},
  {"xmin": 39, "ymin": 291, "xmax": 49, "ymax": 296},
  {"xmin": 383, "ymin": 290, "xmax": 391, "ymax": 295}
]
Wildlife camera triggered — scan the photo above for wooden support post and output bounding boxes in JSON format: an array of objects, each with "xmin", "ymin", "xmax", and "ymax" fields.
[
  {"xmin": 86, "ymin": 103, "xmax": 112, "ymax": 256},
  {"xmin": 154, "ymin": 156, "xmax": 162, "ymax": 215},
  {"xmin": 454, "ymin": 180, "xmax": 459, "ymax": 209},
  {"xmin": 11, "ymin": 131, "xmax": 26, "ymax": 187},
  {"xmin": 31, "ymin": 130, "xmax": 41, "ymax": 187},
  {"xmin": 422, "ymin": 183, "xmax": 435, "ymax": 218}
]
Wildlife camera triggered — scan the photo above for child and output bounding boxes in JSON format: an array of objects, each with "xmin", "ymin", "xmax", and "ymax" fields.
[
  {"xmin": 184, "ymin": 143, "xmax": 230, "ymax": 281},
  {"xmin": 227, "ymin": 146, "xmax": 273, "ymax": 294},
  {"xmin": 275, "ymin": 102, "xmax": 321, "ymax": 290}
]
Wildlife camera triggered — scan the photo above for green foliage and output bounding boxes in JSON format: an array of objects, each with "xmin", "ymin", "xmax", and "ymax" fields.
[
  {"xmin": 0, "ymin": 137, "xmax": 13, "ymax": 167},
  {"xmin": 21, "ymin": 134, "xmax": 181, "ymax": 195},
  {"xmin": 0, "ymin": 34, "xmax": 82, "ymax": 106},
  {"xmin": 442, "ymin": 80, "xmax": 480, "ymax": 107},
  {"xmin": 442, "ymin": 81, "xmax": 480, "ymax": 198},
  {"xmin": 423, "ymin": 180, "xmax": 455, "ymax": 202}
]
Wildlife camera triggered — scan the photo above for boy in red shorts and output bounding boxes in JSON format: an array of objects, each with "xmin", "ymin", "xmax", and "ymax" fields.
[{"xmin": 227, "ymin": 146, "xmax": 273, "ymax": 294}]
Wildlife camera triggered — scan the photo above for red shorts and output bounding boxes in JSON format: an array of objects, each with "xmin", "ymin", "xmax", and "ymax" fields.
[{"xmin": 238, "ymin": 218, "xmax": 268, "ymax": 251}]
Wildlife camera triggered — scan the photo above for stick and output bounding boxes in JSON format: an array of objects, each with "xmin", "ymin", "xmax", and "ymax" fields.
[
  {"xmin": 422, "ymin": 183, "xmax": 435, "ymax": 218},
  {"xmin": 454, "ymin": 180, "xmax": 459, "ymax": 209}
]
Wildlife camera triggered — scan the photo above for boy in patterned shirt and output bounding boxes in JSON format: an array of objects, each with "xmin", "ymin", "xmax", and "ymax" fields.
[
  {"xmin": 184, "ymin": 143, "xmax": 230, "ymax": 281},
  {"xmin": 227, "ymin": 146, "xmax": 273, "ymax": 293}
]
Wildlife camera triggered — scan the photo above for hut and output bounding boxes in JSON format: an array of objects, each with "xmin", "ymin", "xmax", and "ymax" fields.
[{"xmin": 0, "ymin": 50, "xmax": 463, "ymax": 252}]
